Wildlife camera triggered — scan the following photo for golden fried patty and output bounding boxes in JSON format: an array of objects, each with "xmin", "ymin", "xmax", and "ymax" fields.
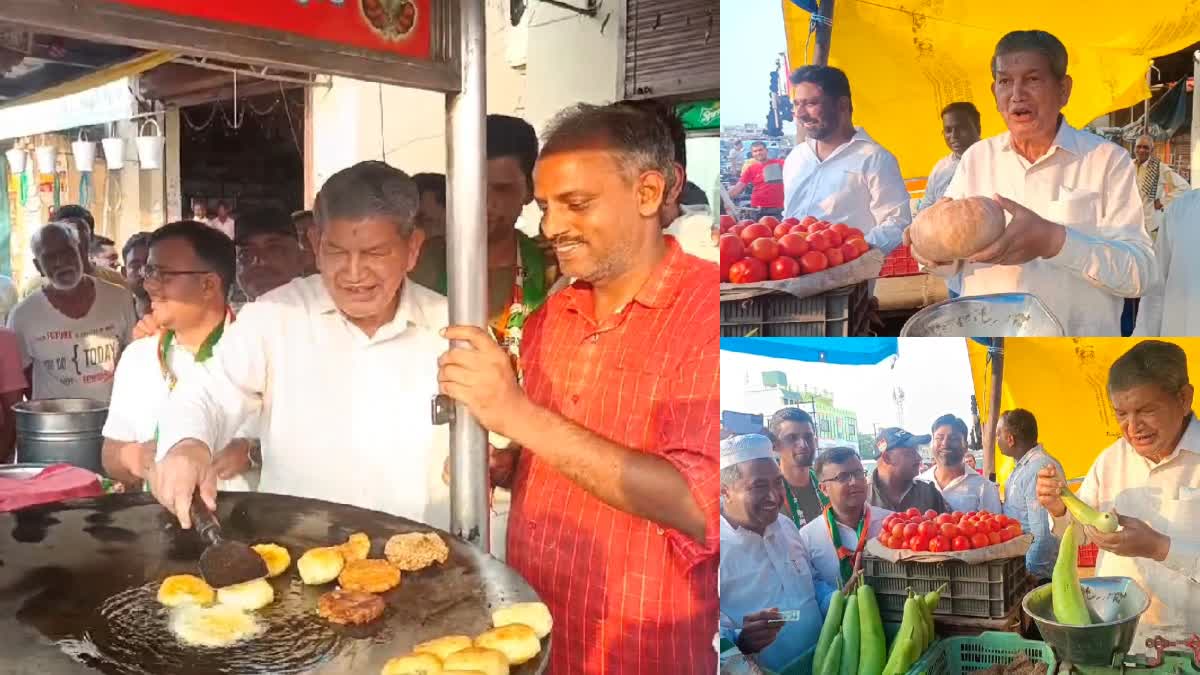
[
  {"xmin": 385, "ymin": 532, "xmax": 450, "ymax": 572},
  {"xmin": 338, "ymin": 558, "xmax": 402, "ymax": 594},
  {"xmin": 316, "ymin": 589, "xmax": 386, "ymax": 625},
  {"xmin": 339, "ymin": 532, "xmax": 371, "ymax": 562},
  {"xmin": 157, "ymin": 574, "xmax": 215, "ymax": 607}
]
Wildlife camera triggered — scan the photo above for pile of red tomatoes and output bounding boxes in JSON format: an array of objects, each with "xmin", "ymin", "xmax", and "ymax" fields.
[
  {"xmin": 719, "ymin": 214, "xmax": 871, "ymax": 283},
  {"xmin": 877, "ymin": 509, "xmax": 1024, "ymax": 553}
]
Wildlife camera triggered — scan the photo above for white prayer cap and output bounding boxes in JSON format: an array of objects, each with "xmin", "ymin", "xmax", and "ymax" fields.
[{"xmin": 720, "ymin": 434, "xmax": 775, "ymax": 470}]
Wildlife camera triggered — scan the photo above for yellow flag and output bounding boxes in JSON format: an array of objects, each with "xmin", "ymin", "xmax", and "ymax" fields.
[{"xmin": 782, "ymin": 1, "xmax": 1200, "ymax": 180}]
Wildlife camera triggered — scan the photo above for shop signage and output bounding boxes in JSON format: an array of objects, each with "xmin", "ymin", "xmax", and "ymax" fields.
[
  {"xmin": 103, "ymin": 0, "xmax": 432, "ymax": 60},
  {"xmin": 676, "ymin": 100, "xmax": 719, "ymax": 131}
]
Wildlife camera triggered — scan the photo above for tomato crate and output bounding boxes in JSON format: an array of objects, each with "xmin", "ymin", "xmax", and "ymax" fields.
[
  {"xmin": 879, "ymin": 244, "xmax": 922, "ymax": 278},
  {"xmin": 719, "ymin": 282, "xmax": 869, "ymax": 337},
  {"xmin": 1078, "ymin": 542, "xmax": 1098, "ymax": 567},
  {"xmin": 907, "ymin": 632, "xmax": 1056, "ymax": 675},
  {"xmin": 863, "ymin": 554, "xmax": 1028, "ymax": 620}
]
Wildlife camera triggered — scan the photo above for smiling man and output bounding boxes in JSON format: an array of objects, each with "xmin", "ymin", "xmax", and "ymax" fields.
[
  {"xmin": 150, "ymin": 161, "xmax": 450, "ymax": 530},
  {"xmin": 769, "ymin": 407, "xmax": 827, "ymax": 527},
  {"xmin": 920, "ymin": 414, "xmax": 1001, "ymax": 514},
  {"xmin": 437, "ymin": 103, "xmax": 718, "ymax": 675},
  {"xmin": 911, "ymin": 30, "xmax": 1157, "ymax": 335},
  {"xmin": 1036, "ymin": 340, "xmax": 1200, "ymax": 649},
  {"xmin": 235, "ymin": 206, "xmax": 306, "ymax": 302}
]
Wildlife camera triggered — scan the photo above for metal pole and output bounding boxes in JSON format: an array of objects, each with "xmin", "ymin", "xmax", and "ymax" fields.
[
  {"xmin": 445, "ymin": 0, "xmax": 490, "ymax": 551},
  {"xmin": 812, "ymin": 0, "xmax": 836, "ymax": 66},
  {"xmin": 1192, "ymin": 52, "xmax": 1200, "ymax": 187},
  {"xmin": 981, "ymin": 339, "xmax": 1005, "ymax": 481}
]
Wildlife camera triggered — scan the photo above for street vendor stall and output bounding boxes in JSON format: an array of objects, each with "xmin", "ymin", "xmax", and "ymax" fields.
[{"xmin": 0, "ymin": 1, "xmax": 541, "ymax": 672}]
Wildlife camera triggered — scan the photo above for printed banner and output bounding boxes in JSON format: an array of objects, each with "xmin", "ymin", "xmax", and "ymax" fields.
[{"xmin": 104, "ymin": 0, "xmax": 432, "ymax": 60}]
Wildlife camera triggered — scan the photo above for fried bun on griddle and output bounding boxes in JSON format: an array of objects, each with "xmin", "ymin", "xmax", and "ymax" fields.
[
  {"xmin": 338, "ymin": 558, "xmax": 402, "ymax": 593},
  {"xmin": 251, "ymin": 543, "xmax": 292, "ymax": 577},
  {"xmin": 215, "ymin": 577, "xmax": 275, "ymax": 611},
  {"xmin": 157, "ymin": 574, "xmax": 215, "ymax": 607},
  {"xmin": 413, "ymin": 634, "xmax": 472, "ymax": 660},
  {"xmin": 491, "ymin": 602, "xmax": 552, "ymax": 638},
  {"xmin": 474, "ymin": 624, "xmax": 541, "ymax": 665},
  {"xmin": 443, "ymin": 647, "xmax": 510, "ymax": 675},
  {"xmin": 339, "ymin": 532, "xmax": 371, "ymax": 562},
  {"xmin": 316, "ymin": 588, "xmax": 386, "ymax": 625},
  {"xmin": 384, "ymin": 532, "xmax": 450, "ymax": 571},
  {"xmin": 380, "ymin": 652, "xmax": 443, "ymax": 675},
  {"xmin": 298, "ymin": 546, "xmax": 345, "ymax": 585}
]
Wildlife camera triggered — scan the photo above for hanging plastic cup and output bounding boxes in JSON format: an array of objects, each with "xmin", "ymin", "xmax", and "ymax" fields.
[
  {"xmin": 34, "ymin": 144, "xmax": 57, "ymax": 174},
  {"xmin": 72, "ymin": 130, "xmax": 97, "ymax": 172},
  {"xmin": 135, "ymin": 117, "xmax": 164, "ymax": 170},
  {"xmin": 5, "ymin": 147, "xmax": 26, "ymax": 174}
]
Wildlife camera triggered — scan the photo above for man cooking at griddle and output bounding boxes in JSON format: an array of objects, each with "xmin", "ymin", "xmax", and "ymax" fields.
[{"xmin": 149, "ymin": 161, "xmax": 452, "ymax": 529}]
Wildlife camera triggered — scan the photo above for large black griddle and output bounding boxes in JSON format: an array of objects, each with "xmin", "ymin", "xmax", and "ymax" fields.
[{"xmin": 0, "ymin": 492, "xmax": 549, "ymax": 674}]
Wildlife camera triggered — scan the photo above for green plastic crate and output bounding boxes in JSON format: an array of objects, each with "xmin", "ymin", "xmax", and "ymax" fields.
[
  {"xmin": 864, "ymin": 554, "xmax": 1028, "ymax": 619},
  {"xmin": 906, "ymin": 632, "xmax": 1056, "ymax": 675},
  {"xmin": 778, "ymin": 623, "xmax": 902, "ymax": 675}
]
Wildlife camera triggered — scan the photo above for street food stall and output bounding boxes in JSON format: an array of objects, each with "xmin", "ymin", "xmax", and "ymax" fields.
[
  {"xmin": 719, "ymin": 336, "xmax": 1200, "ymax": 675},
  {"xmin": 0, "ymin": 1, "xmax": 544, "ymax": 672}
]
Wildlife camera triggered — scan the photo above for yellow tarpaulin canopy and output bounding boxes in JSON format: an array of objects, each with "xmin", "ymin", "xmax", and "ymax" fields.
[
  {"xmin": 0, "ymin": 50, "xmax": 177, "ymax": 110},
  {"xmin": 966, "ymin": 338, "xmax": 1200, "ymax": 491},
  {"xmin": 782, "ymin": 2, "xmax": 1200, "ymax": 180}
]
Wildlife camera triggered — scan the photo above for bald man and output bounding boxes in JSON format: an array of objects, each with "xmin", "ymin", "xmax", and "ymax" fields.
[{"xmin": 1134, "ymin": 134, "xmax": 1190, "ymax": 240}]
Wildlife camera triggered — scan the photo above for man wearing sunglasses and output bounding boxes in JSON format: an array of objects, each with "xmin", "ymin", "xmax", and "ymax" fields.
[
  {"xmin": 798, "ymin": 446, "xmax": 893, "ymax": 595},
  {"xmin": 101, "ymin": 221, "xmax": 259, "ymax": 493}
]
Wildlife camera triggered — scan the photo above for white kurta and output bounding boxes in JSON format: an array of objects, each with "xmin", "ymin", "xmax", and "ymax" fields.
[
  {"xmin": 1138, "ymin": 160, "xmax": 1191, "ymax": 236},
  {"xmin": 718, "ymin": 514, "xmax": 824, "ymax": 672},
  {"xmin": 936, "ymin": 121, "xmax": 1157, "ymax": 336},
  {"xmin": 781, "ymin": 128, "xmax": 912, "ymax": 255},
  {"xmin": 1133, "ymin": 190, "xmax": 1200, "ymax": 337},
  {"xmin": 156, "ymin": 276, "xmax": 452, "ymax": 527},
  {"xmin": 918, "ymin": 466, "xmax": 1002, "ymax": 514},
  {"xmin": 1049, "ymin": 416, "xmax": 1200, "ymax": 650}
]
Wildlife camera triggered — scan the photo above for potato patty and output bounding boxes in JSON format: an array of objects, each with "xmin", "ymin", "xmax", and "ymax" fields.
[
  {"xmin": 338, "ymin": 558, "xmax": 402, "ymax": 593},
  {"xmin": 384, "ymin": 532, "xmax": 450, "ymax": 572},
  {"xmin": 316, "ymin": 589, "xmax": 386, "ymax": 625}
]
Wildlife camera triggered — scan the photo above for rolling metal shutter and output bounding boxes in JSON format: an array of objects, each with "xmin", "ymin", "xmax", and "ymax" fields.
[{"xmin": 624, "ymin": 0, "xmax": 718, "ymax": 100}]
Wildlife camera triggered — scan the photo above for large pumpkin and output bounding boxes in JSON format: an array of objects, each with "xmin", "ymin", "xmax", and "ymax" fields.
[{"xmin": 909, "ymin": 196, "xmax": 1006, "ymax": 263}]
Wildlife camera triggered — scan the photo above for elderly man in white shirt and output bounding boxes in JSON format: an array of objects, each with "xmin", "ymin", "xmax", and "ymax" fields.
[
  {"xmin": 1134, "ymin": 190, "xmax": 1200, "ymax": 337},
  {"xmin": 909, "ymin": 30, "xmax": 1157, "ymax": 336},
  {"xmin": 799, "ymin": 446, "xmax": 892, "ymax": 594},
  {"xmin": 149, "ymin": 161, "xmax": 450, "ymax": 529},
  {"xmin": 1037, "ymin": 341, "xmax": 1200, "ymax": 649},
  {"xmin": 719, "ymin": 434, "xmax": 824, "ymax": 672},
  {"xmin": 1134, "ymin": 134, "xmax": 1190, "ymax": 239},
  {"xmin": 921, "ymin": 414, "xmax": 1002, "ymax": 513},
  {"xmin": 782, "ymin": 65, "xmax": 912, "ymax": 255}
]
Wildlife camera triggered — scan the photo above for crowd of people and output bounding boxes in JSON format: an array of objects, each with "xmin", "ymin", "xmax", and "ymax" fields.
[
  {"xmin": 0, "ymin": 101, "xmax": 720, "ymax": 674},
  {"xmin": 720, "ymin": 340, "xmax": 1200, "ymax": 667}
]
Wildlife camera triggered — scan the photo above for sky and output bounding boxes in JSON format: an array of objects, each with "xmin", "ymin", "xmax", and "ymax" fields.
[
  {"xmin": 720, "ymin": 0, "xmax": 793, "ymax": 130},
  {"xmin": 720, "ymin": 338, "xmax": 977, "ymax": 435}
]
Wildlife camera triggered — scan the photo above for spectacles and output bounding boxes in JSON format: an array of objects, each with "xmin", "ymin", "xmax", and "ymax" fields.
[
  {"xmin": 819, "ymin": 469, "xmax": 867, "ymax": 485},
  {"xmin": 143, "ymin": 264, "xmax": 212, "ymax": 282}
]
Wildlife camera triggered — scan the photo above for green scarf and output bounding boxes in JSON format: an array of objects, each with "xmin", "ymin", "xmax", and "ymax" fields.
[
  {"xmin": 824, "ymin": 506, "xmax": 870, "ymax": 587},
  {"xmin": 782, "ymin": 468, "xmax": 830, "ymax": 528}
]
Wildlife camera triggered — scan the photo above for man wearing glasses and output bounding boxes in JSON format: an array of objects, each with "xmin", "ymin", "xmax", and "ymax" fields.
[
  {"xmin": 798, "ymin": 446, "xmax": 893, "ymax": 595},
  {"xmin": 8, "ymin": 221, "xmax": 138, "ymax": 402},
  {"xmin": 234, "ymin": 207, "xmax": 307, "ymax": 306},
  {"xmin": 101, "ymin": 221, "xmax": 258, "ymax": 493}
]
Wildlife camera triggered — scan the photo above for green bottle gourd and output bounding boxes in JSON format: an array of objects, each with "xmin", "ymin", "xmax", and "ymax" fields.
[
  {"xmin": 1060, "ymin": 487, "xmax": 1119, "ymax": 533},
  {"xmin": 822, "ymin": 633, "xmax": 844, "ymax": 675},
  {"xmin": 840, "ymin": 593, "xmax": 860, "ymax": 675},
  {"xmin": 857, "ymin": 585, "xmax": 886, "ymax": 675},
  {"xmin": 813, "ymin": 589, "xmax": 846, "ymax": 675},
  {"xmin": 1052, "ymin": 521, "xmax": 1092, "ymax": 626}
]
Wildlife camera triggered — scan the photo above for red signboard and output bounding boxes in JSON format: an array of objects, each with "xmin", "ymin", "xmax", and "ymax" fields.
[{"xmin": 104, "ymin": 0, "xmax": 431, "ymax": 60}]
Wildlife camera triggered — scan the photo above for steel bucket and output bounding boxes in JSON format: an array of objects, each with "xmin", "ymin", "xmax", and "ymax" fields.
[
  {"xmin": 901, "ymin": 292, "xmax": 1065, "ymax": 337},
  {"xmin": 1022, "ymin": 576, "xmax": 1150, "ymax": 667},
  {"xmin": 12, "ymin": 399, "xmax": 108, "ymax": 474}
]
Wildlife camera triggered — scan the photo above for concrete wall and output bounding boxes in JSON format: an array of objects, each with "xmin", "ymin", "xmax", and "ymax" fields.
[{"xmin": 308, "ymin": 0, "xmax": 626, "ymax": 235}]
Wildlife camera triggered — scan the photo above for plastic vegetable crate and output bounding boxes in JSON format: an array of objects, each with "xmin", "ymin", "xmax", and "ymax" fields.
[
  {"xmin": 906, "ymin": 632, "xmax": 1055, "ymax": 675},
  {"xmin": 863, "ymin": 554, "xmax": 1028, "ymax": 620},
  {"xmin": 1078, "ymin": 542, "xmax": 1098, "ymax": 567},
  {"xmin": 880, "ymin": 244, "xmax": 922, "ymax": 277},
  {"xmin": 719, "ymin": 282, "xmax": 869, "ymax": 337}
]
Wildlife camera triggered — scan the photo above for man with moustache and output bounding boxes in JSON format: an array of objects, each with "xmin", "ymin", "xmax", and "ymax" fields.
[
  {"xmin": 102, "ymin": 221, "xmax": 258, "ymax": 493},
  {"xmin": 23, "ymin": 205, "xmax": 129, "ymax": 298},
  {"xmin": 869, "ymin": 428, "xmax": 950, "ymax": 514},
  {"xmin": 917, "ymin": 102, "xmax": 983, "ymax": 213},
  {"xmin": 910, "ymin": 30, "xmax": 1156, "ymax": 335},
  {"xmin": 437, "ymin": 103, "xmax": 718, "ymax": 674},
  {"xmin": 1037, "ymin": 341, "xmax": 1200, "ymax": 648},
  {"xmin": 719, "ymin": 434, "xmax": 824, "ymax": 670},
  {"xmin": 920, "ymin": 414, "xmax": 1001, "ymax": 514},
  {"xmin": 782, "ymin": 64, "xmax": 911, "ymax": 255},
  {"xmin": 122, "ymin": 233, "xmax": 151, "ymax": 318},
  {"xmin": 235, "ymin": 207, "xmax": 307, "ymax": 303},
  {"xmin": 768, "ymin": 407, "xmax": 826, "ymax": 526},
  {"xmin": 799, "ymin": 446, "xmax": 891, "ymax": 591},
  {"xmin": 149, "ymin": 161, "xmax": 451, "ymax": 531},
  {"xmin": 1133, "ymin": 134, "xmax": 1189, "ymax": 239},
  {"xmin": 997, "ymin": 408, "xmax": 1063, "ymax": 583},
  {"xmin": 8, "ymin": 222, "xmax": 137, "ymax": 401}
]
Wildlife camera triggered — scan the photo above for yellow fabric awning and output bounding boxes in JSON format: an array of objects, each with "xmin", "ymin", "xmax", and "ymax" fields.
[
  {"xmin": 966, "ymin": 338, "xmax": 1200, "ymax": 491},
  {"xmin": 1, "ymin": 50, "xmax": 177, "ymax": 110},
  {"xmin": 782, "ymin": 2, "xmax": 1200, "ymax": 180}
]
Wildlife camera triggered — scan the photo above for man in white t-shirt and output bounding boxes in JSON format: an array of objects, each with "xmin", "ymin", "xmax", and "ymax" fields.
[
  {"xmin": 208, "ymin": 201, "xmax": 236, "ymax": 240},
  {"xmin": 7, "ymin": 222, "xmax": 137, "ymax": 402},
  {"xmin": 919, "ymin": 414, "xmax": 1001, "ymax": 513},
  {"xmin": 102, "ymin": 221, "xmax": 258, "ymax": 493}
]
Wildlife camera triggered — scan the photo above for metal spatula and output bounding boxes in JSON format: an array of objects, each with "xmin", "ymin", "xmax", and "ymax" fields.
[{"xmin": 190, "ymin": 493, "xmax": 268, "ymax": 588}]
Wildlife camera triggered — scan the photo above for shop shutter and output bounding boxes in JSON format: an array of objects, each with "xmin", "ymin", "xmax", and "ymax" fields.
[{"xmin": 624, "ymin": 0, "xmax": 718, "ymax": 100}]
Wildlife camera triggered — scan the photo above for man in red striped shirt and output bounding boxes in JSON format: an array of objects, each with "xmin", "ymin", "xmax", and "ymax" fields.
[{"xmin": 438, "ymin": 103, "xmax": 719, "ymax": 674}]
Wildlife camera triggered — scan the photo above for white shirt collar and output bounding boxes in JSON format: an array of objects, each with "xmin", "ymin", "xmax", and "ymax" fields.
[
  {"xmin": 311, "ymin": 276, "xmax": 436, "ymax": 339},
  {"xmin": 805, "ymin": 126, "xmax": 876, "ymax": 162},
  {"xmin": 999, "ymin": 117, "xmax": 1082, "ymax": 162}
]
